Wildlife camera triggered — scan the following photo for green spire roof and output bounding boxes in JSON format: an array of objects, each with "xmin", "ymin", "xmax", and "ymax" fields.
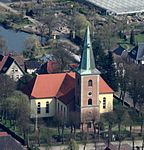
[{"xmin": 77, "ymin": 26, "xmax": 100, "ymax": 75}]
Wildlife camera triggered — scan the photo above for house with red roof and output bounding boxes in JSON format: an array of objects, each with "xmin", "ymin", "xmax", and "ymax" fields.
[
  {"xmin": 0, "ymin": 132, "xmax": 26, "ymax": 150},
  {"xmin": 0, "ymin": 54, "xmax": 24, "ymax": 81},
  {"xmin": 23, "ymin": 26, "xmax": 114, "ymax": 129}
]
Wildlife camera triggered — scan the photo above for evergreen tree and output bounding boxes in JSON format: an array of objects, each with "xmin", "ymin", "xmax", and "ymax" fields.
[
  {"xmin": 130, "ymin": 30, "xmax": 135, "ymax": 45},
  {"xmin": 92, "ymin": 40, "xmax": 118, "ymax": 91},
  {"xmin": 102, "ymin": 51, "xmax": 118, "ymax": 91},
  {"xmin": 92, "ymin": 38, "xmax": 107, "ymax": 72}
]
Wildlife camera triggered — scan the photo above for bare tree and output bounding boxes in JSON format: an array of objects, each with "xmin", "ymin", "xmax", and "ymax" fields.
[
  {"xmin": 23, "ymin": 35, "xmax": 40, "ymax": 59},
  {"xmin": 70, "ymin": 13, "xmax": 91, "ymax": 39},
  {"xmin": 40, "ymin": 13, "xmax": 57, "ymax": 38},
  {"xmin": 69, "ymin": 111, "xmax": 80, "ymax": 139},
  {"xmin": 49, "ymin": 41, "xmax": 74, "ymax": 72},
  {"xmin": 0, "ymin": 74, "xmax": 16, "ymax": 122},
  {"xmin": 102, "ymin": 112, "xmax": 116, "ymax": 146},
  {"xmin": 0, "ymin": 36, "xmax": 7, "ymax": 55}
]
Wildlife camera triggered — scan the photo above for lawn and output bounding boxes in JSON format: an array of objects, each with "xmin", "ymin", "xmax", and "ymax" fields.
[
  {"xmin": 118, "ymin": 33, "xmax": 144, "ymax": 51},
  {"xmin": 135, "ymin": 33, "xmax": 144, "ymax": 43}
]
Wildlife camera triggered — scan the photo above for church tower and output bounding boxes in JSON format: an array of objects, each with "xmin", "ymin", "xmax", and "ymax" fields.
[{"xmin": 75, "ymin": 26, "xmax": 101, "ymax": 129}]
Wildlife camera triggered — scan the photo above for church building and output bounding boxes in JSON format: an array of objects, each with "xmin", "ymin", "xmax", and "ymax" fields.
[{"xmin": 23, "ymin": 26, "xmax": 114, "ymax": 128}]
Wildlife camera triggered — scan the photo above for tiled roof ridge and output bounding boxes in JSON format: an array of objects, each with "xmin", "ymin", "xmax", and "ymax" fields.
[
  {"xmin": 55, "ymin": 73, "xmax": 67, "ymax": 98},
  {"xmin": 31, "ymin": 73, "xmax": 67, "ymax": 98},
  {"xmin": 0, "ymin": 56, "xmax": 9, "ymax": 70},
  {"xmin": 99, "ymin": 76, "xmax": 114, "ymax": 93},
  {"xmin": 56, "ymin": 73, "xmax": 74, "ymax": 98}
]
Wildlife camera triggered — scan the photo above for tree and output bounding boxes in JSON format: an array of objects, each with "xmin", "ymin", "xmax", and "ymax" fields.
[
  {"xmin": 69, "ymin": 111, "xmax": 79, "ymax": 139},
  {"xmin": 0, "ymin": 36, "xmax": 7, "ymax": 55},
  {"xmin": 23, "ymin": 35, "xmax": 40, "ymax": 59},
  {"xmin": 118, "ymin": 63, "xmax": 128, "ymax": 105},
  {"xmin": 53, "ymin": 111, "xmax": 67, "ymax": 144},
  {"xmin": 102, "ymin": 51, "xmax": 118, "ymax": 91},
  {"xmin": 96, "ymin": 18, "xmax": 118, "ymax": 50},
  {"xmin": 127, "ymin": 65, "xmax": 144, "ymax": 108},
  {"xmin": 17, "ymin": 73, "xmax": 34, "ymax": 90},
  {"xmin": 42, "ymin": 128, "xmax": 52, "ymax": 150},
  {"xmin": 102, "ymin": 112, "xmax": 116, "ymax": 145},
  {"xmin": 138, "ymin": 105, "xmax": 144, "ymax": 136},
  {"xmin": 126, "ymin": 108, "xmax": 138, "ymax": 136},
  {"xmin": 70, "ymin": 13, "xmax": 91, "ymax": 39},
  {"xmin": 115, "ymin": 106, "xmax": 127, "ymax": 136},
  {"xmin": 130, "ymin": 30, "xmax": 135, "ymax": 45},
  {"xmin": 40, "ymin": 13, "xmax": 57, "ymax": 38},
  {"xmin": 49, "ymin": 41, "xmax": 74, "ymax": 72},
  {"xmin": 0, "ymin": 74, "xmax": 16, "ymax": 121},
  {"xmin": 7, "ymin": 91, "xmax": 30, "ymax": 143}
]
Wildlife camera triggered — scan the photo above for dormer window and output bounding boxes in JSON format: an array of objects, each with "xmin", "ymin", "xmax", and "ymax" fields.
[{"xmin": 88, "ymin": 80, "xmax": 93, "ymax": 86}]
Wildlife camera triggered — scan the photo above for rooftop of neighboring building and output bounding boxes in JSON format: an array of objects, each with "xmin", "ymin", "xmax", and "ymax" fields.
[
  {"xmin": 24, "ymin": 59, "xmax": 42, "ymax": 70},
  {"xmin": 129, "ymin": 43, "xmax": 144, "ymax": 61},
  {"xmin": 0, "ymin": 132, "xmax": 26, "ymax": 150}
]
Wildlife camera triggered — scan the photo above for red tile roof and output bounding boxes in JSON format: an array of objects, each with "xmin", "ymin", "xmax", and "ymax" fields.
[
  {"xmin": 0, "ymin": 132, "xmax": 9, "ymax": 137},
  {"xmin": 24, "ymin": 72, "xmax": 113, "ymax": 104},
  {"xmin": 99, "ymin": 76, "xmax": 114, "ymax": 93},
  {"xmin": 47, "ymin": 60, "xmax": 58, "ymax": 73},
  {"xmin": 56, "ymin": 73, "xmax": 75, "ymax": 104},
  {"xmin": 30, "ymin": 72, "xmax": 75, "ymax": 99},
  {"xmin": 0, "ymin": 56, "xmax": 9, "ymax": 71}
]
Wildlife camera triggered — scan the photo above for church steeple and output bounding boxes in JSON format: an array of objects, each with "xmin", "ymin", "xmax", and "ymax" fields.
[{"xmin": 77, "ymin": 26, "xmax": 100, "ymax": 75}]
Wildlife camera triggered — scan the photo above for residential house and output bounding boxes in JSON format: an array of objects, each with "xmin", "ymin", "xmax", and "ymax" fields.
[
  {"xmin": 24, "ymin": 60, "xmax": 42, "ymax": 74},
  {"xmin": 129, "ymin": 43, "xmax": 144, "ymax": 64},
  {"xmin": 38, "ymin": 60, "xmax": 58, "ymax": 74},
  {"xmin": 23, "ymin": 26, "xmax": 114, "ymax": 129},
  {"xmin": 113, "ymin": 45, "xmax": 126, "ymax": 56},
  {"xmin": 0, "ymin": 132, "xmax": 27, "ymax": 150},
  {"xmin": 0, "ymin": 55, "xmax": 24, "ymax": 81}
]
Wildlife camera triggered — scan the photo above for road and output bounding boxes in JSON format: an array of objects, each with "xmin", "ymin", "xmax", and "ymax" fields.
[
  {"xmin": 38, "ymin": 140, "xmax": 143, "ymax": 150},
  {"xmin": 0, "ymin": 1, "xmax": 42, "ymax": 25}
]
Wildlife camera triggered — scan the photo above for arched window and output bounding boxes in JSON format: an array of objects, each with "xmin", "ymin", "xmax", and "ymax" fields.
[
  {"xmin": 37, "ymin": 102, "xmax": 41, "ymax": 114},
  {"xmin": 103, "ymin": 97, "xmax": 106, "ymax": 109},
  {"xmin": 46, "ymin": 101, "xmax": 49, "ymax": 113},
  {"xmin": 88, "ymin": 80, "xmax": 93, "ymax": 86},
  {"xmin": 88, "ymin": 99, "xmax": 92, "ymax": 105}
]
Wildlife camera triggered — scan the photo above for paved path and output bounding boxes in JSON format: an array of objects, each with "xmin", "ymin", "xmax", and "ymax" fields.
[
  {"xmin": 0, "ymin": 2, "xmax": 42, "ymax": 25},
  {"xmin": 0, "ymin": 2, "xmax": 19, "ymax": 14},
  {"xmin": 39, "ymin": 140, "xmax": 143, "ymax": 150}
]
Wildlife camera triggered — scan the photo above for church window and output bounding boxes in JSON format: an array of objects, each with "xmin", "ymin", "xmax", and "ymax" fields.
[
  {"xmin": 103, "ymin": 97, "xmax": 106, "ymax": 109},
  {"xmin": 46, "ymin": 101, "xmax": 49, "ymax": 113},
  {"xmin": 77, "ymin": 78, "xmax": 80, "ymax": 85},
  {"xmin": 88, "ymin": 80, "xmax": 93, "ymax": 86},
  {"xmin": 37, "ymin": 102, "xmax": 41, "ymax": 114},
  {"xmin": 88, "ymin": 99, "xmax": 92, "ymax": 105},
  {"xmin": 88, "ymin": 92, "xmax": 92, "ymax": 96}
]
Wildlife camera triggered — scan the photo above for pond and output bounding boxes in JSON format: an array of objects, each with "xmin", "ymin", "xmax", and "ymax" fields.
[{"xmin": 0, "ymin": 26, "xmax": 40, "ymax": 54}]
